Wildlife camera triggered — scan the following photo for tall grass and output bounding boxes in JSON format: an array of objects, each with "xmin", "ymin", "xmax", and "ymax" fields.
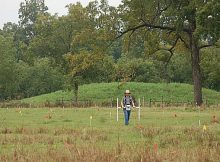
[{"xmin": 0, "ymin": 108, "xmax": 220, "ymax": 161}]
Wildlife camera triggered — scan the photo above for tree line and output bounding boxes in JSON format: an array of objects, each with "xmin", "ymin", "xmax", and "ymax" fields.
[{"xmin": 0, "ymin": 0, "xmax": 219, "ymax": 105}]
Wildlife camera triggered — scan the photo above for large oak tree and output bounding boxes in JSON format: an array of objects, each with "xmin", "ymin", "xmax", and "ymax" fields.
[{"xmin": 116, "ymin": 0, "xmax": 220, "ymax": 105}]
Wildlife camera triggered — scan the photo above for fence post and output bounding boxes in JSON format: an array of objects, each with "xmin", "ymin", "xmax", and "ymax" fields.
[
  {"xmin": 149, "ymin": 99, "xmax": 152, "ymax": 108},
  {"xmin": 61, "ymin": 97, "xmax": 64, "ymax": 107}
]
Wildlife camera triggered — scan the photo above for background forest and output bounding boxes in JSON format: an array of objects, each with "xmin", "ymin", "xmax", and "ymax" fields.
[{"xmin": 0, "ymin": 0, "xmax": 219, "ymax": 102}]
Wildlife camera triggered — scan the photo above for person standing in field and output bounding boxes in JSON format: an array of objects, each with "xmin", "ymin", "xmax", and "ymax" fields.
[{"xmin": 121, "ymin": 90, "xmax": 135, "ymax": 125}]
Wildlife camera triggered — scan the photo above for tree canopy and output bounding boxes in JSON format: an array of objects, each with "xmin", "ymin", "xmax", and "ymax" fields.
[
  {"xmin": 0, "ymin": 0, "xmax": 219, "ymax": 104},
  {"xmin": 115, "ymin": 0, "xmax": 220, "ymax": 105}
]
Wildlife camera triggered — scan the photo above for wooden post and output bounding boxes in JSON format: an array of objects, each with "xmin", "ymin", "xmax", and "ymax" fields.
[{"xmin": 62, "ymin": 97, "xmax": 64, "ymax": 107}]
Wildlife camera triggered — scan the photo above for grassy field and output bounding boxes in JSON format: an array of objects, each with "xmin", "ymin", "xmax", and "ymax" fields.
[
  {"xmin": 21, "ymin": 82, "xmax": 220, "ymax": 105},
  {"xmin": 0, "ymin": 107, "xmax": 220, "ymax": 161}
]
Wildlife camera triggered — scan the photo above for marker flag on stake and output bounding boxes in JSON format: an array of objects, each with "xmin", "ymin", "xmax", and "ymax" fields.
[
  {"xmin": 90, "ymin": 116, "xmax": 93, "ymax": 127},
  {"xmin": 154, "ymin": 143, "xmax": 158, "ymax": 154},
  {"xmin": 203, "ymin": 125, "xmax": 207, "ymax": 132}
]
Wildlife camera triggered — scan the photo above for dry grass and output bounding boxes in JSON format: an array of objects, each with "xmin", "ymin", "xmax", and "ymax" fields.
[{"xmin": 0, "ymin": 108, "xmax": 220, "ymax": 161}]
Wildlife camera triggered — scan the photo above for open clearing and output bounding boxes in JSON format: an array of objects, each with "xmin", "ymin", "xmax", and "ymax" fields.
[
  {"xmin": 0, "ymin": 107, "xmax": 220, "ymax": 161},
  {"xmin": 21, "ymin": 82, "xmax": 220, "ymax": 105}
]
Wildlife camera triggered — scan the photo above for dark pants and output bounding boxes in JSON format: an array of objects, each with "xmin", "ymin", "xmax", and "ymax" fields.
[{"xmin": 123, "ymin": 108, "xmax": 131, "ymax": 125}]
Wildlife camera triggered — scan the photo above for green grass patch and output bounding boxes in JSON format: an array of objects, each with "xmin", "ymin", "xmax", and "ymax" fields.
[
  {"xmin": 0, "ymin": 108, "xmax": 220, "ymax": 161},
  {"xmin": 21, "ymin": 82, "xmax": 220, "ymax": 105}
]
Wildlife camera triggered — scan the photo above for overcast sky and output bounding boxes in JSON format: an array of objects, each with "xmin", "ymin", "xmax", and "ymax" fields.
[{"xmin": 0, "ymin": 0, "xmax": 122, "ymax": 29}]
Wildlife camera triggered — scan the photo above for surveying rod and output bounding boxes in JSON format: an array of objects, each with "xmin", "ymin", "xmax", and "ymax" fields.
[
  {"xmin": 136, "ymin": 98, "xmax": 141, "ymax": 122},
  {"xmin": 116, "ymin": 98, "xmax": 121, "ymax": 122}
]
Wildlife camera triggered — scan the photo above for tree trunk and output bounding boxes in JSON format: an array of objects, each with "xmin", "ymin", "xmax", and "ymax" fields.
[
  {"xmin": 190, "ymin": 37, "xmax": 203, "ymax": 106},
  {"xmin": 73, "ymin": 81, "xmax": 79, "ymax": 103}
]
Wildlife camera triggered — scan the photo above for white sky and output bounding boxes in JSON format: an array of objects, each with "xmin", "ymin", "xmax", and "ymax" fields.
[{"xmin": 0, "ymin": 0, "xmax": 122, "ymax": 29}]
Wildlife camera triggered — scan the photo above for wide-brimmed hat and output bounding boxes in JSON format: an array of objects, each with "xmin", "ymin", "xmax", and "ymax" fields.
[{"xmin": 125, "ymin": 90, "xmax": 131, "ymax": 94}]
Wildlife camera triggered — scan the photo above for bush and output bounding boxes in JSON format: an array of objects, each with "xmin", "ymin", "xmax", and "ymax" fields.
[{"xmin": 18, "ymin": 58, "xmax": 64, "ymax": 98}]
